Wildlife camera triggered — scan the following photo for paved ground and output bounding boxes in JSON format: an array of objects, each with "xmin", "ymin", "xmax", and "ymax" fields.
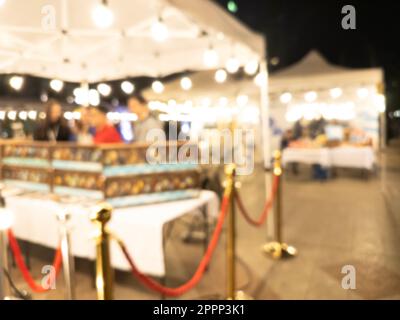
[{"xmin": 6, "ymin": 143, "xmax": 400, "ymax": 300}]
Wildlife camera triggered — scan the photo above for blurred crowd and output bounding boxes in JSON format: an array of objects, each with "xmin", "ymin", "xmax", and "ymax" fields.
[{"xmin": 1, "ymin": 94, "xmax": 164, "ymax": 144}]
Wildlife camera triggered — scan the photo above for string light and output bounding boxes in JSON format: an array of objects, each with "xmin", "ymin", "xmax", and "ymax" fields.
[
  {"xmin": 280, "ymin": 92, "xmax": 292, "ymax": 104},
  {"xmin": 215, "ymin": 69, "xmax": 227, "ymax": 83},
  {"xmin": 226, "ymin": 56, "xmax": 240, "ymax": 74},
  {"xmin": 152, "ymin": 80, "xmax": 164, "ymax": 94},
  {"xmin": 74, "ymin": 87, "xmax": 100, "ymax": 106},
  {"xmin": 151, "ymin": 17, "xmax": 169, "ymax": 42},
  {"xmin": 180, "ymin": 77, "xmax": 192, "ymax": 90},
  {"xmin": 97, "ymin": 83, "xmax": 111, "ymax": 96},
  {"xmin": 28, "ymin": 110, "xmax": 37, "ymax": 120},
  {"xmin": 9, "ymin": 76, "xmax": 24, "ymax": 91},
  {"xmin": 244, "ymin": 60, "xmax": 259, "ymax": 75},
  {"xmin": 18, "ymin": 111, "xmax": 27, "ymax": 121},
  {"xmin": 330, "ymin": 87, "xmax": 343, "ymax": 99},
  {"xmin": 7, "ymin": 111, "xmax": 17, "ymax": 121},
  {"xmin": 50, "ymin": 79, "xmax": 64, "ymax": 92},
  {"xmin": 92, "ymin": 0, "xmax": 114, "ymax": 29},
  {"xmin": 203, "ymin": 46, "xmax": 218, "ymax": 68},
  {"xmin": 304, "ymin": 91, "xmax": 318, "ymax": 102},
  {"xmin": 121, "ymin": 81, "xmax": 134, "ymax": 94}
]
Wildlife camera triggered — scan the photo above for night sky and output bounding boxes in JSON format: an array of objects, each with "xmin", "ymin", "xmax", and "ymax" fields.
[{"xmin": 216, "ymin": 0, "xmax": 400, "ymax": 138}]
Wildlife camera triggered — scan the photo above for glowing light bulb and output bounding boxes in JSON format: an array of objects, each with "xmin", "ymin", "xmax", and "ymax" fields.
[
  {"xmin": 50, "ymin": 79, "xmax": 64, "ymax": 92},
  {"xmin": 330, "ymin": 87, "xmax": 342, "ymax": 99},
  {"xmin": 151, "ymin": 18, "xmax": 169, "ymax": 42},
  {"xmin": 304, "ymin": 91, "xmax": 317, "ymax": 102},
  {"xmin": 92, "ymin": 3, "xmax": 114, "ymax": 29},
  {"xmin": 97, "ymin": 83, "xmax": 111, "ymax": 96},
  {"xmin": 280, "ymin": 92, "xmax": 292, "ymax": 104},
  {"xmin": 226, "ymin": 57, "xmax": 240, "ymax": 73},
  {"xmin": 203, "ymin": 47, "xmax": 218, "ymax": 68},
  {"xmin": 9, "ymin": 76, "xmax": 24, "ymax": 91},
  {"xmin": 89, "ymin": 89, "xmax": 100, "ymax": 106},
  {"xmin": 180, "ymin": 77, "xmax": 192, "ymax": 90},
  {"xmin": 121, "ymin": 81, "xmax": 134, "ymax": 94},
  {"xmin": 244, "ymin": 60, "xmax": 259, "ymax": 75},
  {"xmin": 152, "ymin": 80, "xmax": 164, "ymax": 94},
  {"xmin": 215, "ymin": 69, "xmax": 227, "ymax": 83}
]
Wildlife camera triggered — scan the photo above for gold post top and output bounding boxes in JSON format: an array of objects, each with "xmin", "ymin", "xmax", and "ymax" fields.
[
  {"xmin": 90, "ymin": 202, "xmax": 113, "ymax": 225},
  {"xmin": 273, "ymin": 150, "xmax": 281, "ymax": 160},
  {"xmin": 273, "ymin": 150, "xmax": 282, "ymax": 176},
  {"xmin": 224, "ymin": 164, "xmax": 236, "ymax": 176}
]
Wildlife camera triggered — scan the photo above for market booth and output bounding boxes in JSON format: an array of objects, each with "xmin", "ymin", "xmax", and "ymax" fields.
[
  {"xmin": 0, "ymin": 0, "xmax": 267, "ymax": 294},
  {"xmin": 268, "ymin": 50, "xmax": 385, "ymax": 173}
]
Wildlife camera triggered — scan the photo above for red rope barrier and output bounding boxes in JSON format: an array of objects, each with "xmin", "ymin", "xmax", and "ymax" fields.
[
  {"xmin": 7, "ymin": 229, "xmax": 62, "ymax": 293},
  {"xmin": 117, "ymin": 195, "xmax": 230, "ymax": 297},
  {"xmin": 235, "ymin": 175, "xmax": 280, "ymax": 227}
]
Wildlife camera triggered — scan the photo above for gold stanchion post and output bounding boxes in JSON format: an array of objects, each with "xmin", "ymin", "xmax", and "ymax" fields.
[
  {"xmin": 90, "ymin": 202, "xmax": 114, "ymax": 300},
  {"xmin": 225, "ymin": 164, "xmax": 236, "ymax": 300},
  {"xmin": 262, "ymin": 150, "xmax": 297, "ymax": 259},
  {"xmin": 224, "ymin": 164, "xmax": 251, "ymax": 300}
]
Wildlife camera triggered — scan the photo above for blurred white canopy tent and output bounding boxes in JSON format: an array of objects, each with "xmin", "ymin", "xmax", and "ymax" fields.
[
  {"xmin": 268, "ymin": 50, "xmax": 386, "ymax": 149},
  {"xmin": 0, "ymin": 0, "xmax": 264, "ymax": 82},
  {"xmin": 269, "ymin": 50, "xmax": 384, "ymax": 93}
]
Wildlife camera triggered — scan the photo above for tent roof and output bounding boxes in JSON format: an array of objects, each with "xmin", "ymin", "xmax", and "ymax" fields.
[
  {"xmin": 270, "ymin": 50, "xmax": 384, "ymax": 92},
  {"xmin": 0, "ymin": 0, "xmax": 265, "ymax": 83}
]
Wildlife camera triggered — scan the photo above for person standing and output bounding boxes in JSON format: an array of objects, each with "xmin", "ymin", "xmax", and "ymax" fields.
[
  {"xmin": 33, "ymin": 99, "xmax": 71, "ymax": 141},
  {"xmin": 90, "ymin": 105, "xmax": 122, "ymax": 144},
  {"xmin": 127, "ymin": 94, "xmax": 163, "ymax": 142}
]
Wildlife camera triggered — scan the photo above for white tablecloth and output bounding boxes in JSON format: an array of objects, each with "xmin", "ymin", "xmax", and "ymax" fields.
[
  {"xmin": 5, "ymin": 190, "xmax": 219, "ymax": 277},
  {"xmin": 282, "ymin": 148, "xmax": 331, "ymax": 167},
  {"xmin": 329, "ymin": 146, "xmax": 375, "ymax": 170},
  {"xmin": 282, "ymin": 146, "xmax": 375, "ymax": 170}
]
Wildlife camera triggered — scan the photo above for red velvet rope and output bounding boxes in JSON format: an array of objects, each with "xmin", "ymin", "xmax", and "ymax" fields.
[
  {"xmin": 235, "ymin": 175, "xmax": 280, "ymax": 227},
  {"xmin": 7, "ymin": 229, "xmax": 62, "ymax": 293},
  {"xmin": 118, "ymin": 195, "xmax": 230, "ymax": 297}
]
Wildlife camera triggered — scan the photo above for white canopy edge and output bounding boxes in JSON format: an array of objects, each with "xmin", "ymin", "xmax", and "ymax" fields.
[{"xmin": 269, "ymin": 50, "xmax": 384, "ymax": 93}]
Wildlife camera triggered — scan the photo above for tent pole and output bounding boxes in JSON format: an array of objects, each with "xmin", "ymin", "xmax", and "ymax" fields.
[{"xmin": 259, "ymin": 59, "xmax": 274, "ymax": 241}]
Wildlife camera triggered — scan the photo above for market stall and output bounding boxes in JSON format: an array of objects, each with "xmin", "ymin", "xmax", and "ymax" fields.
[
  {"xmin": 0, "ymin": 0, "xmax": 267, "ymax": 277},
  {"xmin": 268, "ymin": 50, "xmax": 385, "ymax": 174}
]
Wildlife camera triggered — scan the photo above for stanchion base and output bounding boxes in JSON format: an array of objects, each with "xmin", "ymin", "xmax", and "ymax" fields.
[
  {"xmin": 227, "ymin": 290, "xmax": 254, "ymax": 300},
  {"xmin": 262, "ymin": 242, "xmax": 297, "ymax": 259}
]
